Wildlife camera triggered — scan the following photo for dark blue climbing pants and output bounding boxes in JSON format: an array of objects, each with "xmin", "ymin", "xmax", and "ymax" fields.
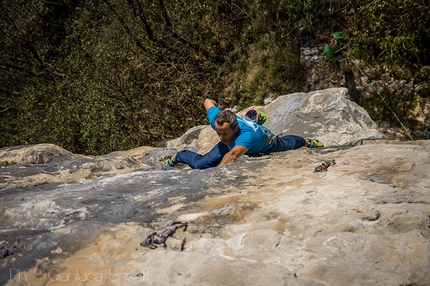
[{"xmin": 175, "ymin": 135, "xmax": 306, "ymax": 170}]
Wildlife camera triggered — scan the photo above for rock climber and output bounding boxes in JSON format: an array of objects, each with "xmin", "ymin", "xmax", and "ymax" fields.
[{"xmin": 164, "ymin": 99, "xmax": 323, "ymax": 169}]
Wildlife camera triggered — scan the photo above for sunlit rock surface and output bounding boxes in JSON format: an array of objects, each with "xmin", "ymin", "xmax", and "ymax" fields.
[{"xmin": 1, "ymin": 88, "xmax": 429, "ymax": 285}]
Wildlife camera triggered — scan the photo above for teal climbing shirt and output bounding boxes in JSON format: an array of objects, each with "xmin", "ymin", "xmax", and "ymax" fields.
[{"xmin": 207, "ymin": 106, "xmax": 270, "ymax": 154}]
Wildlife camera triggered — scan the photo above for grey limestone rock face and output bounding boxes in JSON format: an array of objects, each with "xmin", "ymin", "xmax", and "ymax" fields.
[
  {"xmin": 168, "ymin": 87, "xmax": 386, "ymax": 154},
  {"xmin": 261, "ymin": 88, "xmax": 384, "ymax": 146},
  {"xmin": 1, "ymin": 88, "xmax": 429, "ymax": 286}
]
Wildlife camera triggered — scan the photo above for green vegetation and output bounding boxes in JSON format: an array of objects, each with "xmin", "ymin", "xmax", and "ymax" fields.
[{"xmin": 1, "ymin": 0, "xmax": 429, "ymax": 154}]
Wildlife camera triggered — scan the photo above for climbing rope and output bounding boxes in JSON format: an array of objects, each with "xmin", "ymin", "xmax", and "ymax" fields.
[
  {"xmin": 248, "ymin": 137, "xmax": 396, "ymax": 157},
  {"xmin": 308, "ymin": 137, "xmax": 395, "ymax": 151},
  {"xmin": 322, "ymin": 32, "xmax": 414, "ymax": 141},
  {"xmin": 346, "ymin": 56, "xmax": 414, "ymax": 141}
]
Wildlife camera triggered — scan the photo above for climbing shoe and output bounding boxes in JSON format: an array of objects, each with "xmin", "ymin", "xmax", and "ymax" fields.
[
  {"xmin": 164, "ymin": 157, "xmax": 177, "ymax": 167},
  {"xmin": 308, "ymin": 139, "xmax": 324, "ymax": 148}
]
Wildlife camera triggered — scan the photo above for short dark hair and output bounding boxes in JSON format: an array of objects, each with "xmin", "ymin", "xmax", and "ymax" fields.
[{"xmin": 215, "ymin": 110, "xmax": 238, "ymax": 130}]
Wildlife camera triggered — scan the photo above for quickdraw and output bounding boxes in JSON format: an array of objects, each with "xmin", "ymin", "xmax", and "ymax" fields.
[
  {"xmin": 140, "ymin": 221, "xmax": 188, "ymax": 249},
  {"xmin": 314, "ymin": 159, "xmax": 336, "ymax": 172}
]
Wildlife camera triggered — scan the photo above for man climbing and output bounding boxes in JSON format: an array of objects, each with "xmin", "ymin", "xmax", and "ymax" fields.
[{"xmin": 164, "ymin": 99, "xmax": 323, "ymax": 169}]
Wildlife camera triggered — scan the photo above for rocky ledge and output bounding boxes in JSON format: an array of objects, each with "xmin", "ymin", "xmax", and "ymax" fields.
[{"xmin": 1, "ymin": 88, "xmax": 429, "ymax": 285}]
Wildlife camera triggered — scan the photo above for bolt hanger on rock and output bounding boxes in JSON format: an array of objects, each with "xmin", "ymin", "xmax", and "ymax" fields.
[{"xmin": 140, "ymin": 221, "xmax": 188, "ymax": 249}]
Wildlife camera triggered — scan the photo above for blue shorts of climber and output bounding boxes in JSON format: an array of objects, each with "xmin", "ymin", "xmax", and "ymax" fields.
[{"xmin": 165, "ymin": 99, "xmax": 323, "ymax": 170}]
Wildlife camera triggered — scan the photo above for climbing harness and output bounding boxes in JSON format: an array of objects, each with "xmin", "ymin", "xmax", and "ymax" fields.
[
  {"xmin": 140, "ymin": 221, "xmax": 188, "ymax": 249},
  {"xmin": 261, "ymin": 126, "xmax": 281, "ymax": 153},
  {"xmin": 314, "ymin": 159, "xmax": 336, "ymax": 172}
]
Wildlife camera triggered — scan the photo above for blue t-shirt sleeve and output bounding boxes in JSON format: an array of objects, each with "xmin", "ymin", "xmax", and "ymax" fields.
[
  {"xmin": 233, "ymin": 118, "xmax": 255, "ymax": 150},
  {"xmin": 234, "ymin": 133, "xmax": 253, "ymax": 149},
  {"xmin": 207, "ymin": 106, "xmax": 221, "ymax": 130}
]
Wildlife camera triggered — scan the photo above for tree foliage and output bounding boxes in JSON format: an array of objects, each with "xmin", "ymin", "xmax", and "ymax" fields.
[{"xmin": 1, "ymin": 0, "xmax": 429, "ymax": 154}]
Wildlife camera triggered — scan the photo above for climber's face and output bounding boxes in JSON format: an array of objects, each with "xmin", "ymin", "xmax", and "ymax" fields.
[{"xmin": 215, "ymin": 121, "xmax": 238, "ymax": 145}]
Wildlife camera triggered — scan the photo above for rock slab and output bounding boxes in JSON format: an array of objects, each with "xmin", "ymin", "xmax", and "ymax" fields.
[{"xmin": 1, "ymin": 88, "xmax": 429, "ymax": 286}]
